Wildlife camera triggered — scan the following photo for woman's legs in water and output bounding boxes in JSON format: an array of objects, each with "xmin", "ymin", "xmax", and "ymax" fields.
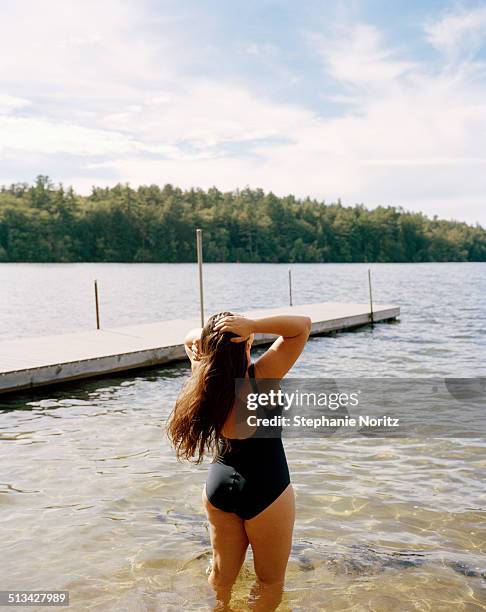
[
  {"xmin": 202, "ymin": 484, "xmax": 295, "ymax": 610},
  {"xmin": 244, "ymin": 484, "xmax": 295, "ymax": 611},
  {"xmin": 202, "ymin": 486, "xmax": 249, "ymax": 608}
]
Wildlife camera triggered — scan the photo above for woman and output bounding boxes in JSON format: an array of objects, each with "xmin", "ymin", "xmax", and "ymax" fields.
[{"xmin": 167, "ymin": 312, "xmax": 311, "ymax": 610}]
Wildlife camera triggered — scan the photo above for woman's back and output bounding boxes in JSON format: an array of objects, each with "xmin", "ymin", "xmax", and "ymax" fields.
[{"xmin": 206, "ymin": 363, "xmax": 291, "ymax": 520}]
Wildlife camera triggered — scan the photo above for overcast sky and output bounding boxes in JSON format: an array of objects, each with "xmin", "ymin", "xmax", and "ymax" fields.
[{"xmin": 1, "ymin": 0, "xmax": 486, "ymax": 225}]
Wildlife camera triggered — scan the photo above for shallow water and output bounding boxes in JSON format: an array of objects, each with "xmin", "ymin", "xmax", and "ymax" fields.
[{"xmin": 0, "ymin": 263, "xmax": 485, "ymax": 611}]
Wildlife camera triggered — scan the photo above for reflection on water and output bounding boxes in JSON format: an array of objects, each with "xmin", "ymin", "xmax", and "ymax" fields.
[{"xmin": 1, "ymin": 263, "xmax": 485, "ymax": 610}]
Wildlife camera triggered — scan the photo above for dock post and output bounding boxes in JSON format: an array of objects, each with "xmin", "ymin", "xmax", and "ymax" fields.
[
  {"xmin": 94, "ymin": 280, "xmax": 100, "ymax": 330},
  {"xmin": 368, "ymin": 268, "xmax": 374, "ymax": 326},
  {"xmin": 288, "ymin": 268, "xmax": 293, "ymax": 306},
  {"xmin": 196, "ymin": 229, "xmax": 205, "ymax": 327}
]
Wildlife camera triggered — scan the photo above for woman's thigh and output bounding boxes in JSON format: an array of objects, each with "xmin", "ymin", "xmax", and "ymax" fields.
[
  {"xmin": 244, "ymin": 484, "xmax": 295, "ymax": 585},
  {"xmin": 202, "ymin": 486, "xmax": 249, "ymax": 584}
]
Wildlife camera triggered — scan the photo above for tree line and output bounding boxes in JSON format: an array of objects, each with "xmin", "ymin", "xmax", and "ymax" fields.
[{"xmin": 0, "ymin": 176, "xmax": 485, "ymax": 263}]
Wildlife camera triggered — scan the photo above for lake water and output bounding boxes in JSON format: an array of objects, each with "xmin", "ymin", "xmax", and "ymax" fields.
[{"xmin": 0, "ymin": 263, "xmax": 485, "ymax": 611}]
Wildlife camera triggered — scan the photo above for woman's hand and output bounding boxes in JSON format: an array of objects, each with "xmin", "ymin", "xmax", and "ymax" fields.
[{"xmin": 214, "ymin": 315, "xmax": 255, "ymax": 342}]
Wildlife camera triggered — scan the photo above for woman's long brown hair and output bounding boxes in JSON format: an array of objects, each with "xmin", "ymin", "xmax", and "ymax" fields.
[{"xmin": 166, "ymin": 311, "xmax": 249, "ymax": 463}]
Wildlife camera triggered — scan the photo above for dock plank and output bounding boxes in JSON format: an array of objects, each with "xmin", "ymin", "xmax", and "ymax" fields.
[{"xmin": 0, "ymin": 302, "xmax": 399, "ymax": 393}]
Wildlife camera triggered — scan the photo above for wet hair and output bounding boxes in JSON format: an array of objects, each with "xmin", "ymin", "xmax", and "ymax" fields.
[{"xmin": 166, "ymin": 311, "xmax": 249, "ymax": 463}]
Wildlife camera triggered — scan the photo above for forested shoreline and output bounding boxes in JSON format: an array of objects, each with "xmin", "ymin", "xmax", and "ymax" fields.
[{"xmin": 0, "ymin": 176, "xmax": 485, "ymax": 263}]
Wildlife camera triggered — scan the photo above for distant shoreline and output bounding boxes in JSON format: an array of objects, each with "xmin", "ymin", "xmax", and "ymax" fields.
[
  {"xmin": 1, "ymin": 176, "xmax": 485, "ymax": 263},
  {"xmin": 1, "ymin": 261, "xmax": 485, "ymax": 265}
]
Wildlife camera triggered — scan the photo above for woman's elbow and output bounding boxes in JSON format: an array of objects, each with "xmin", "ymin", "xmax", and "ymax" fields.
[{"xmin": 303, "ymin": 316, "xmax": 312, "ymax": 334}]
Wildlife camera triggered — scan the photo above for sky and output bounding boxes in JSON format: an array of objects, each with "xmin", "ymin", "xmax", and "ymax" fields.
[{"xmin": 1, "ymin": 0, "xmax": 486, "ymax": 225}]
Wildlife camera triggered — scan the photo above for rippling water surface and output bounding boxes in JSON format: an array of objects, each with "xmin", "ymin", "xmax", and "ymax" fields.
[{"xmin": 0, "ymin": 263, "xmax": 485, "ymax": 611}]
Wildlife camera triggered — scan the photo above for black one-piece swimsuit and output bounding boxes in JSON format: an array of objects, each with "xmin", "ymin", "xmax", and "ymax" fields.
[{"xmin": 205, "ymin": 363, "xmax": 291, "ymax": 520}]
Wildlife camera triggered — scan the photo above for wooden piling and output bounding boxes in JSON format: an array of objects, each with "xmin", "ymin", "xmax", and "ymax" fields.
[
  {"xmin": 94, "ymin": 280, "xmax": 100, "ymax": 330},
  {"xmin": 288, "ymin": 269, "xmax": 293, "ymax": 306},
  {"xmin": 368, "ymin": 268, "xmax": 374, "ymax": 326},
  {"xmin": 196, "ymin": 229, "xmax": 205, "ymax": 327}
]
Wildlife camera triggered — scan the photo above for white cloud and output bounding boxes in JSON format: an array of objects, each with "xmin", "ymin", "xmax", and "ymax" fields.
[
  {"xmin": 0, "ymin": 116, "xmax": 135, "ymax": 156},
  {"xmin": 0, "ymin": 115, "xmax": 188, "ymax": 159},
  {"xmin": 0, "ymin": 80, "xmax": 310, "ymax": 161},
  {"xmin": 308, "ymin": 24, "xmax": 417, "ymax": 87},
  {"xmin": 239, "ymin": 42, "xmax": 280, "ymax": 58},
  {"xmin": 0, "ymin": 95, "xmax": 31, "ymax": 114},
  {"xmin": 102, "ymin": 80, "xmax": 308, "ymax": 146},
  {"xmin": 144, "ymin": 93, "xmax": 174, "ymax": 106},
  {"xmin": 361, "ymin": 157, "xmax": 486, "ymax": 167},
  {"xmin": 0, "ymin": 0, "xmax": 177, "ymax": 104},
  {"xmin": 424, "ymin": 6, "xmax": 486, "ymax": 62}
]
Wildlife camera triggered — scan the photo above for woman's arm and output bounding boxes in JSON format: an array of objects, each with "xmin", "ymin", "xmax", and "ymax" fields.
[
  {"xmin": 251, "ymin": 315, "xmax": 311, "ymax": 339},
  {"xmin": 252, "ymin": 315, "xmax": 311, "ymax": 379},
  {"xmin": 184, "ymin": 327, "xmax": 203, "ymax": 371},
  {"xmin": 214, "ymin": 315, "xmax": 311, "ymax": 378}
]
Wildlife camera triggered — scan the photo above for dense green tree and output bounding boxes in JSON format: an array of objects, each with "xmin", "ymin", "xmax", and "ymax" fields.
[{"xmin": 0, "ymin": 176, "xmax": 484, "ymax": 263}]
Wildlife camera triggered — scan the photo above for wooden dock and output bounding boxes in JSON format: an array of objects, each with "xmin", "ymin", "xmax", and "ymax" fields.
[{"xmin": 0, "ymin": 302, "xmax": 399, "ymax": 394}]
